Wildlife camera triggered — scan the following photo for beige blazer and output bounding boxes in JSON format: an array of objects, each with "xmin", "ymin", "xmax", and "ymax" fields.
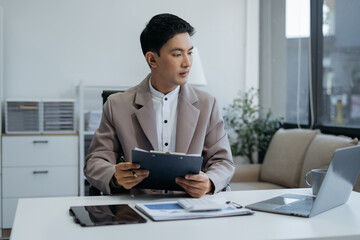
[{"xmin": 84, "ymin": 74, "xmax": 235, "ymax": 194}]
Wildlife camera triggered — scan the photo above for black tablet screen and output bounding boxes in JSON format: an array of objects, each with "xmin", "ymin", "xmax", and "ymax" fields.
[{"xmin": 70, "ymin": 204, "xmax": 147, "ymax": 227}]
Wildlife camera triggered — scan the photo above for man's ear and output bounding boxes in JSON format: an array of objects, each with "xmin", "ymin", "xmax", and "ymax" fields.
[{"xmin": 145, "ymin": 51, "xmax": 158, "ymax": 68}]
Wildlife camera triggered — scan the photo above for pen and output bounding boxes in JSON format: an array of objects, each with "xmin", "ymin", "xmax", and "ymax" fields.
[
  {"xmin": 120, "ymin": 156, "xmax": 138, "ymax": 178},
  {"xmin": 226, "ymin": 201, "xmax": 243, "ymax": 209}
]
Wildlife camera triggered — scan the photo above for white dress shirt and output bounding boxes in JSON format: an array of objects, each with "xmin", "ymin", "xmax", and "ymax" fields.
[{"xmin": 149, "ymin": 79, "xmax": 179, "ymax": 152}]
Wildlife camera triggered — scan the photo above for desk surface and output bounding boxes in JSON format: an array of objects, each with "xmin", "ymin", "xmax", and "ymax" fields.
[{"xmin": 10, "ymin": 188, "xmax": 360, "ymax": 240}]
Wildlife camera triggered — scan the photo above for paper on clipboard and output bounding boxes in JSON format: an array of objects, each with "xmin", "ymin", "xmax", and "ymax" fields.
[
  {"xmin": 135, "ymin": 198, "xmax": 253, "ymax": 221},
  {"xmin": 131, "ymin": 148, "xmax": 203, "ymax": 191}
]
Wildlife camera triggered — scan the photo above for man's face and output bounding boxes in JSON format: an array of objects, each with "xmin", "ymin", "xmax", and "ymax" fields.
[{"xmin": 152, "ymin": 32, "xmax": 193, "ymax": 92}]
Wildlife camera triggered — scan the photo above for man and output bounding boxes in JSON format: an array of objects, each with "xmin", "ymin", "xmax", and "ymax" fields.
[{"xmin": 84, "ymin": 13, "xmax": 234, "ymax": 198}]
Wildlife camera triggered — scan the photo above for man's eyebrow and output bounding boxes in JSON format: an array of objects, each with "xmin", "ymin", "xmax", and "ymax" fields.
[{"xmin": 170, "ymin": 46, "xmax": 194, "ymax": 52}]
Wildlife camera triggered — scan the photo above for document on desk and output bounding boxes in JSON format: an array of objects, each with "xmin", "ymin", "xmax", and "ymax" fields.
[
  {"xmin": 131, "ymin": 148, "xmax": 203, "ymax": 191},
  {"xmin": 135, "ymin": 198, "xmax": 253, "ymax": 221}
]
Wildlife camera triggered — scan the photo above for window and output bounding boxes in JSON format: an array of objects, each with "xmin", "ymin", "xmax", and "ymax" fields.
[
  {"xmin": 259, "ymin": 0, "xmax": 311, "ymax": 127},
  {"xmin": 285, "ymin": 0, "xmax": 311, "ymax": 126},
  {"xmin": 259, "ymin": 0, "xmax": 360, "ymax": 139},
  {"xmin": 319, "ymin": 0, "xmax": 360, "ymax": 128}
]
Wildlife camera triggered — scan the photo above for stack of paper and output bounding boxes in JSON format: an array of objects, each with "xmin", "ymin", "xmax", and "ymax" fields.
[
  {"xmin": 135, "ymin": 199, "xmax": 253, "ymax": 221},
  {"xmin": 84, "ymin": 110, "xmax": 102, "ymax": 132}
]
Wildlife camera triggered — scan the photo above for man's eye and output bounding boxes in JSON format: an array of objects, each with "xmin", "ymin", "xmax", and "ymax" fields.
[
  {"xmin": 188, "ymin": 52, "xmax": 193, "ymax": 56},
  {"xmin": 173, "ymin": 54, "xmax": 181, "ymax": 57}
]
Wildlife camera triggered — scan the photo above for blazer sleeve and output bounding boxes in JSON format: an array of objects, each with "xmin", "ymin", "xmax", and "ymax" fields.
[
  {"xmin": 84, "ymin": 99, "xmax": 122, "ymax": 194},
  {"xmin": 202, "ymin": 98, "xmax": 235, "ymax": 193}
]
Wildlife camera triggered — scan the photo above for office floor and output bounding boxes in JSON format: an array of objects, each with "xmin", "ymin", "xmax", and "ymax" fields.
[{"xmin": 2, "ymin": 229, "xmax": 11, "ymax": 239}]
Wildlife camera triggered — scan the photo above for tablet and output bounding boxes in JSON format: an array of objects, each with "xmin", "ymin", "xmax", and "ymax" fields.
[{"xmin": 69, "ymin": 204, "xmax": 147, "ymax": 227}]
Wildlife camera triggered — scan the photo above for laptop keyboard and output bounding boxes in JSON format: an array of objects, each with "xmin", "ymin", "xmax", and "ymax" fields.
[{"xmin": 275, "ymin": 197, "xmax": 316, "ymax": 214}]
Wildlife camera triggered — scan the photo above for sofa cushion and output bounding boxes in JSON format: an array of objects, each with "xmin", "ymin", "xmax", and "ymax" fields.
[
  {"xmin": 230, "ymin": 164, "xmax": 261, "ymax": 182},
  {"xmin": 260, "ymin": 128, "xmax": 320, "ymax": 188},
  {"xmin": 299, "ymin": 134, "xmax": 358, "ymax": 187}
]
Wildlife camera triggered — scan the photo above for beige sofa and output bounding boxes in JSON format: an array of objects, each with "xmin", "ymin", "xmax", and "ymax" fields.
[{"xmin": 230, "ymin": 128, "xmax": 360, "ymax": 192}]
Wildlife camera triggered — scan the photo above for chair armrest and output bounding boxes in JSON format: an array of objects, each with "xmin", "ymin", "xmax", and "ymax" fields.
[{"xmin": 230, "ymin": 164, "xmax": 262, "ymax": 182}]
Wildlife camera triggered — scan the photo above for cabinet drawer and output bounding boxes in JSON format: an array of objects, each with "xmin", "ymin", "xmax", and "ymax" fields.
[
  {"xmin": 3, "ymin": 166, "xmax": 78, "ymax": 198},
  {"xmin": 2, "ymin": 198, "xmax": 19, "ymax": 229},
  {"xmin": 2, "ymin": 135, "xmax": 78, "ymax": 167}
]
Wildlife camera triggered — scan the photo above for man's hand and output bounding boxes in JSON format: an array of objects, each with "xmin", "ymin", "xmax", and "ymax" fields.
[
  {"xmin": 175, "ymin": 171, "xmax": 213, "ymax": 198},
  {"xmin": 113, "ymin": 162, "xmax": 149, "ymax": 189}
]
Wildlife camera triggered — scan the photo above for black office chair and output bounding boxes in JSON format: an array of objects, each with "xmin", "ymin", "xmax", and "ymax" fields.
[
  {"xmin": 86, "ymin": 90, "xmax": 124, "ymax": 196},
  {"xmin": 101, "ymin": 90, "xmax": 124, "ymax": 105},
  {"xmin": 88, "ymin": 185, "xmax": 102, "ymax": 196}
]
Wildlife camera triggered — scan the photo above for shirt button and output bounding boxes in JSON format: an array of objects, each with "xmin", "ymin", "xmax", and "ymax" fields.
[
  {"xmin": 165, "ymin": 142, "xmax": 168, "ymax": 146},
  {"xmin": 164, "ymin": 120, "xmax": 168, "ymax": 123},
  {"xmin": 164, "ymin": 97, "xmax": 168, "ymax": 101}
]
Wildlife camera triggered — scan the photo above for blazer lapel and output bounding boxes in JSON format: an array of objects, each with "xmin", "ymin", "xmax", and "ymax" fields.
[
  {"xmin": 175, "ymin": 84, "xmax": 200, "ymax": 153},
  {"xmin": 134, "ymin": 76, "xmax": 159, "ymax": 150}
]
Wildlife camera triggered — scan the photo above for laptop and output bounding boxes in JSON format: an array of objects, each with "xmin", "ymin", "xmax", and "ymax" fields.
[{"xmin": 246, "ymin": 145, "xmax": 360, "ymax": 217}]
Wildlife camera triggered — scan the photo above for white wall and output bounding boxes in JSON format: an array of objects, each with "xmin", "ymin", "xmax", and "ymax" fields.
[
  {"xmin": 0, "ymin": 6, "xmax": 3, "ymax": 235},
  {"xmin": 0, "ymin": 0, "xmax": 251, "ymax": 110}
]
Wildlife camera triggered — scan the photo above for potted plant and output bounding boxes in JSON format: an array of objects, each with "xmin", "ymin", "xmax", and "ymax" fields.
[{"xmin": 223, "ymin": 88, "xmax": 282, "ymax": 164}]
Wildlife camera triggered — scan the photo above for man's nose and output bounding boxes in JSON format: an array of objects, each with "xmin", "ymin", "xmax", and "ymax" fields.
[{"xmin": 182, "ymin": 55, "xmax": 192, "ymax": 68}]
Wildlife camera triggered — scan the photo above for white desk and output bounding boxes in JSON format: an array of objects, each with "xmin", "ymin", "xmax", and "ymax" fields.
[{"xmin": 10, "ymin": 188, "xmax": 360, "ymax": 240}]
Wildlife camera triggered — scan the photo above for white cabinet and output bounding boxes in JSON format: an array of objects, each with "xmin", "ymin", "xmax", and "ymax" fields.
[
  {"xmin": 2, "ymin": 135, "xmax": 78, "ymax": 167},
  {"xmin": 1, "ymin": 135, "xmax": 78, "ymax": 228}
]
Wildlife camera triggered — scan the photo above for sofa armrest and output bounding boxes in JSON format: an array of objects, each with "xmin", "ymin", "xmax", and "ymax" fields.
[
  {"xmin": 231, "ymin": 164, "xmax": 262, "ymax": 182},
  {"xmin": 354, "ymin": 175, "xmax": 360, "ymax": 193}
]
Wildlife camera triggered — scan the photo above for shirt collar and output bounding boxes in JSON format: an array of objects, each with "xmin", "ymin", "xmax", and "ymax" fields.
[{"xmin": 149, "ymin": 77, "xmax": 180, "ymax": 100}]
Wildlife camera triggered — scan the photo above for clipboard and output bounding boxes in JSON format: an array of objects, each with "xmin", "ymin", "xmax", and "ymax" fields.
[{"xmin": 132, "ymin": 149, "xmax": 203, "ymax": 191}]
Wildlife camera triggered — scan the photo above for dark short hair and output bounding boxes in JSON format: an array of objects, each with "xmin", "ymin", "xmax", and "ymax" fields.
[{"xmin": 140, "ymin": 13, "xmax": 195, "ymax": 56}]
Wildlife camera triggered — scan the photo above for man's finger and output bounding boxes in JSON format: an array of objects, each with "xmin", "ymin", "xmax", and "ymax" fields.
[
  {"xmin": 122, "ymin": 175, "xmax": 147, "ymax": 185},
  {"xmin": 177, "ymin": 182, "xmax": 203, "ymax": 198},
  {"xmin": 118, "ymin": 169, "xmax": 149, "ymax": 179},
  {"xmin": 117, "ymin": 173, "xmax": 149, "ymax": 189},
  {"xmin": 116, "ymin": 162, "xmax": 140, "ymax": 170},
  {"xmin": 185, "ymin": 174, "xmax": 204, "ymax": 181},
  {"xmin": 184, "ymin": 171, "xmax": 207, "ymax": 181},
  {"xmin": 176, "ymin": 178, "xmax": 203, "ymax": 190}
]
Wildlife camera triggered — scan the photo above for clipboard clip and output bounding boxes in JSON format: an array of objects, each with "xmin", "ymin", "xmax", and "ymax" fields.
[{"xmin": 150, "ymin": 150, "xmax": 186, "ymax": 155}]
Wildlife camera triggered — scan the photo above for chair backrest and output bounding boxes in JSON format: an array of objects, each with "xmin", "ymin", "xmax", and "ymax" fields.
[
  {"xmin": 102, "ymin": 90, "xmax": 124, "ymax": 105},
  {"xmin": 87, "ymin": 90, "xmax": 124, "ymax": 196}
]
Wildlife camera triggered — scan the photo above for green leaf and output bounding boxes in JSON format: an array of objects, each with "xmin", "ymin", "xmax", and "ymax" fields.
[{"xmin": 223, "ymin": 88, "xmax": 283, "ymax": 163}]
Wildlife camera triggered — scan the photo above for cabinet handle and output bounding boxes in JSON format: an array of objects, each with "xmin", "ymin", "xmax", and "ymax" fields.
[
  {"xmin": 19, "ymin": 105, "xmax": 38, "ymax": 110},
  {"xmin": 33, "ymin": 140, "xmax": 49, "ymax": 144},
  {"xmin": 33, "ymin": 170, "xmax": 49, "ymax": 174}
]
